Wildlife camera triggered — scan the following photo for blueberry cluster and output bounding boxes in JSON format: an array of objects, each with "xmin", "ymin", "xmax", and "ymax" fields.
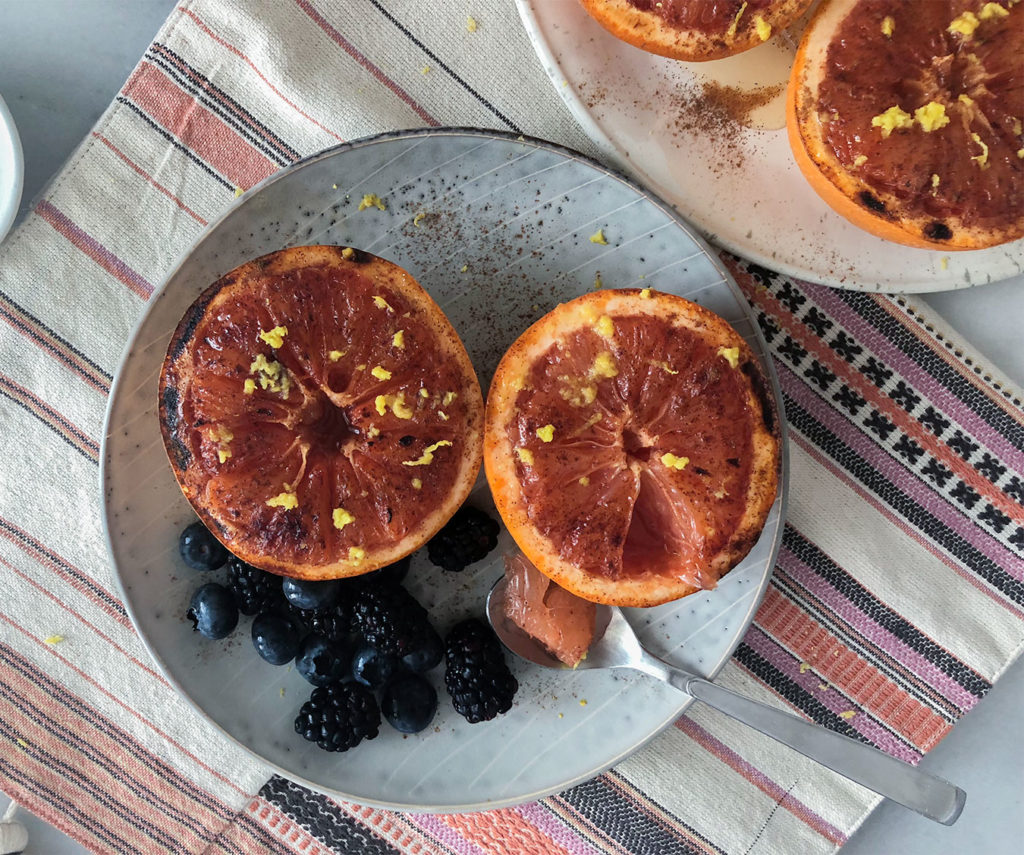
[{"xmin": 178, "ymin": 505, "xmax": 512, "ymax": 753}]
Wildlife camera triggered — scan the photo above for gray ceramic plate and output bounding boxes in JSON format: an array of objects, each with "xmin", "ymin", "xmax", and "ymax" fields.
[{"xmin": 101, "ymin": 128, "xmax": 788, "ymax": 811}]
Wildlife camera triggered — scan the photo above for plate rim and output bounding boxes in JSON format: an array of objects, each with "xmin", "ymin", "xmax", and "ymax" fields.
[
  {"xmin": 0, "ymin": 92, "xmax": 24, "ymax": 243},
  {"xmin": 513, "ymin": 0, "xmax": 1024, "ymax": 294},
  {"xmin": 99, "ymin": 126, "xmax": 790, "ymax": 812}
]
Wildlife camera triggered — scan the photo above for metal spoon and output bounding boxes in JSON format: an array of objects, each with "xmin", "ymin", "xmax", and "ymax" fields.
[{"xmin": 486, "ymin": 577, "xmax": 966, "ymax": 825}]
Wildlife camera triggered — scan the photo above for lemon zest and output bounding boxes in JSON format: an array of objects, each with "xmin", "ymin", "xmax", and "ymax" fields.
[
  {"xmin": 250, "ymin": 353, "xmax": 291, "ymax": 398},
  {"xmin": 595, "ymin": 314, "xmax": 615, "ymax": 339},
  {"xmin": 329, "ymin": 349, "xmax": 345, "ymax": 361},
  {"xmin": 639, "ymin": 288, "xmax": 652, "ymax": 299},
  {"xmin": 578, "ymin": 476, "xmax": 590, "ymax": 486},
  {"xmin": 948, "ymin": 11, "xmax": 979, "ymax": 36},
  {"xmin": 355, "ymin": 364, "xmax": 366, "ymax": 371},
  {"xmin": 753, "ymin": 15, "xmax": 771, "ymax": 40},
  {"xmin": 591, "ymin": 352, "xmax": 618, "ymax": 379},
  {"xmin": 881, "ymin": 15, "xmax": 894, "ymax": 36},
  {"xmin": 367, "ymin": 425, "xmax": 380, "ymax": 438},
  {"xmin": 516, "ymin": 447, "xmax": 534, "ymax": 466},
  {"xmin": 931, "ymin": 173, "xmax": 941, "ymax": 193},
  {"xmin": 725, "ymin": 1, "xmax": 748, "ymax": 39},
  {"xmin": 373, "ymin": 295, "xmax": 394, "ymax": 312},
  {"xmin": 1018, "ymin": 148, "xmax": 1024, "ymax": 159},
  {"xmin": 258, "ymin": 325, "xmax": 288, "ymax": 348},
  {"xmin": 392, "ymin": 330, "xmax": 405, "ymax": 348},
  {"xmin": 914, "ymin": 101, "xmax": 949, "ymax": 132},
  {"xmin": 958, "ymin": 94, "xmax": 975, "ymax": 107},
  {"xmin": 413, "ymin": 212, "xmax": 426, "ymax": 227},
  {"xmin": 243, "ymin": 378, "xmax": 256, "ymax": 395},
  {"xmin": 44, "ymin": 635, "xmax": 64, "ymax": 645},
  {"xmin": 266, "ymin": 492, "xmax": 298, "ymax": 510},
  {"xmin": 358, "ymin": 193, "xmax": 387, "ymax": 211},
  {"xmin": 536, "ymin": 424, "xmax": 555, "ymax": 443},
  {"xmin": 460, "ymin": 264, "xmax": 468, "ymax": 273},
  {"xmin": 589, "ymin": 228, "xmax": 608, "ymax": 245},
  {"xmin": 332, "ymin": 508, "xmax": 355, "ymax": 530},
  {"xmin": 371, "ymin": 365, "xmax": 392, "ymax": 381},
  {"xmin": 978, "ymin": 3, "xmax": 1009, "ymax": 20},
  {"xmin": 234, "ymin": 186, "xmax": 244, "ymax": 197},
  {"xmin": 349, "ymin": 546, "xmax": 366, "ymax": 562},
  {"xmin": 443, "ymin": 391, "xmax": 458, "ymax": 406},
  {"xmin": 718, "ymin": 346, "xmax": 740, "ymax": 368},
  {"xmin": 871, "ymin": 105, "xmax": 913, "ymax": 138},
  {"xmin": 412, "ymin": 478, "xmax": 422, "ymax": 490},
  {"xmin": 466, "ymin": 15, "xmax": 478, "ymax": 32},
  {"xmin": 838, "ymin": 710, "xmax": 857, "ymax": 719},
  {"xmin": 420, "ymin": 388, "xmax": 430, "ymax": 398},
  {"xmin": 438, "ymin": 410, "xmax": 449, "ymax": 421},
  {"xmin": 593, "ymin": 272, "xmax": 603, "ymax": 290},
  {"xmin": 374, "ymin": 395, "xmax": 388, "ymax": 416},
  {"xmin": 341, "ymin": 246, "xmax": 356, "ymax": 260},
  {"xmin": 970, "ymin": 133, "xmax": 990, "ymax": 168},
  {"xmin": 652, "ymin": 360, "xmax": 679, "ymax": 375},
  {"xmin": 853, "ymin": 154, "xmax": 868, "ymax": 167},
  {"xmin": 661, "ymin": 452, "xmax": 690, "ymax": 470},
  {"xmin": 940, "ymin": 257, "xmax": 949, "ymax": 270},
  {"xmin": 16, "ymin": 738, "xmax": 28, "ymax": 748},
  {"xmin": 403, "ymin": 440, "xmax": 453, "ymax": 466}
]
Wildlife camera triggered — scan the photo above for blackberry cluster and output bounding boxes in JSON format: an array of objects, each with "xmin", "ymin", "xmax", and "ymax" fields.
[
  {"xmin": 444, "ymin": 619, "xmax": 518, "ymax": 723},
  {"xmin": 294, "ymin": 683, "xmax": 380, "ymax": 752},
  {"xmin": 226, "ymin": 557, "xmax": 281, "ymax": 616},
  {"xmin": 351, "ymin": 582, "xmax": 432, "ymax": 657},
  {"xmin": 427, "ymin": 506, "xmax": 500, "ymax": 573},
  {"xmin": 301, "ymin": 602, "xmax": 354, "ymax": 644}
]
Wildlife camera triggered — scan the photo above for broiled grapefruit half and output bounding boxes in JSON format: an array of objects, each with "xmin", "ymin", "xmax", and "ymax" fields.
[
  {"xmin": 484, "ymin": 289, "xmax": 780, "ymax": 608},
  {"xmin": 159, "ymin": 246, "xmax": 483, "ymax": 580},
  {"xmin": 579, "ymin": 0, "xmax": 816, "ymax": 61},
  {"xmin": 788, "ymin": 0, "xmax": 1024, "ymax": 249}
]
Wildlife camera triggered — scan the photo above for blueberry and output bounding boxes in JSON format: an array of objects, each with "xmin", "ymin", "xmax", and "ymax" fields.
[
  {"xmin": 351, "ymin": 644, "xmax": 400, "ymax": 689},
  {"xmin": 364, "ymin": 555, "xmax": 411, "ymax": 585},
  {"xmin": 282, "ymin": 577, "xmax": 342, "ymax": 611},
  {"xmin": 400, "ymin": 625, "xmax": 444, "ymax": 673},
  {"xmin": 179, "ymin": 521, "xmax": 229, "ymax": 572},
  {"xmin": 252, "ymin": 612, "xmax": 305, "ymax": 665},
  {"xmin": 186, "ymin": 583, "xmax": 238, "ymax": 639},
  {"xmin": 381, "ymin": 673, "xmax": 437, "ymax": 733},
  {"xmin": 296, "ymin": 634, "xmax": 352, "ymax": 686}
]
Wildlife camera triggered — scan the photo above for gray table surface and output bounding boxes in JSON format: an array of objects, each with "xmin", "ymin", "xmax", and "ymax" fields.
[{"xmin": 1, "ymin": 2, "xmax": 1022, "ymax": 853}]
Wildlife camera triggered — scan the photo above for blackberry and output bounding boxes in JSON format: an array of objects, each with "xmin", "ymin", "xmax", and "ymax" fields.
[
  {"xmin": 301, "ymin": 601, "xmax": 354, "ymax": 644},
  {"xmin": 444, "ymin": 618, "xmax": 518, "ymax": 723},
  {"xmin": 294, "ymin": 683, "xmax": 380, "ymax": 752},
  {"xmin": 427, "ymin": 506, "xmax": 500, "ymax": 572},
  {"xmin": 226, "ymin": 556, "xmax": 281, "ymax": 616},
  {"xmin": 351, "ymin": 583, "xmax": 433, "ymax": 657}
]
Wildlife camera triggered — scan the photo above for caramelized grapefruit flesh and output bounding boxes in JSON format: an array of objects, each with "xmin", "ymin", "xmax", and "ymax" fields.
[
  {"xmin": 789, "ymin": 0, "xmax": 1024, "ymax": 248},
  {"xmin": 485, "ymin": 290, "xmax": 779, "ymax": 607},
  {"xmin": 160, "ymin": 246, "xmax": 483, "ymax": 580}
]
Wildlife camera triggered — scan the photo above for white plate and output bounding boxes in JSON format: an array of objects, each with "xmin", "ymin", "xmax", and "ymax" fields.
[
  {"xmin": 0, "ymin": 93, "xmax": 24, "ymax": 243},
  {"xmin": 516, "ymin": 0, "xmax": 1024, "ymax": 292},
  {"xmin": 101, "ymin": 129, "xmax": 788, "ymax": 811}
]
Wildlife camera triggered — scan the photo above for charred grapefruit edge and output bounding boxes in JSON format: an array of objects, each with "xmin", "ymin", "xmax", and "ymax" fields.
[{"xmin": 484, "ymin": 289, "xmax": 781, "ymax": 608}]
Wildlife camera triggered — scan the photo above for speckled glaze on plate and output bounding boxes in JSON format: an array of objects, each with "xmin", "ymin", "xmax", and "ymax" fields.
[
  {"xmin": 101, "ymin": 129, "xmax": 788, "ymax": 812},
  {"xmin": 516, "ymin": 0, "xmax": 1024, "ymax": 292}
]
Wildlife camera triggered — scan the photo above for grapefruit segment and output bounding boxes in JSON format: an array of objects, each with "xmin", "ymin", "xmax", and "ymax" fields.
[
  {"xmin": 160, "ymin": 245, "xmax": 483, "ymax": 580},
  {"xmin": 485, "ymin": 289, "xmax": 779, "ymax": 607}
]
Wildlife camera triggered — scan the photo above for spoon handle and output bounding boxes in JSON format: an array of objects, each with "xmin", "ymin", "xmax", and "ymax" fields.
[{"xmin": 663, "ymin": 666, "xmax": 965, "ymax": 825}]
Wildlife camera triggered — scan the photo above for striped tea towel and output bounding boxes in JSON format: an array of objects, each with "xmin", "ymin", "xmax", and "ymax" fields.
[{"xmin": 1, "ymin": 1, "xmax": 1022, "ymax": 853}]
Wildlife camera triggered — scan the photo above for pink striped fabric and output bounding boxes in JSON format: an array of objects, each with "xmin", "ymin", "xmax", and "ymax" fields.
[{"xmin": 1, "ymin": 2, "xmax": 1022, "ymax": 854}]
